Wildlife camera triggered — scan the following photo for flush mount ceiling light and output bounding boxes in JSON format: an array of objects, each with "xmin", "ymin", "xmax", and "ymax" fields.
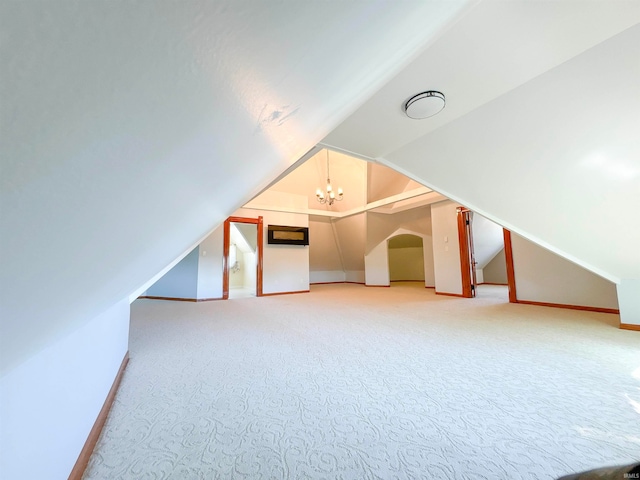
[{"xmin": 404, "ymin": 90, "xmax": 445, "ymax": 119}]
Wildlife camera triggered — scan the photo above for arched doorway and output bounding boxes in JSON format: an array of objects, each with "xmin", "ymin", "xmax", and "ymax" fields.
[{"xmin": 387, "ymin": 234, "xmax": 425, "ymax": 283}]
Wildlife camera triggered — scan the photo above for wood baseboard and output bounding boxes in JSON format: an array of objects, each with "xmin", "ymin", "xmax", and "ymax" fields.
[
  {"xmin": 310, "ymin": 281, "xmax": 365, "ymax": 285},
  {"xmin": 139, "ymin": 296, "xmax": 223, "ymax": 302},
  {"xmin": 516, "ymin": 299, "xmax": 619, "ymax": 315},
  {"xmin": 620, "ymin": 323, "xmax": 640, "ymax": 331},
  {"xmin": 261, "ymin": 290, "xmax": 310, "ymax": 297},
  {"xmin": 139, "ymin": 295, "xmax": 196, "ymax": 302},
  {"xmin": 478, "ymin": 282, "xmax": 508, "ymax": 286},
  {"xmin": 365, "ymin": 284, "xmax": 390, "ymax": 287},
  {"xmin": 68, "ymin": 352, "xmax": 129, "ymax": 480},
  {"xmin": 435, "ymin": 291, "xmax": 465, "ymax": 298},
  {"xmin": 425, "ymin": 286, "xmax": 435, "ymax": 289},
  {"xmin": 390, "ymin": 280, "xmax": 425, "ymax": 283}
]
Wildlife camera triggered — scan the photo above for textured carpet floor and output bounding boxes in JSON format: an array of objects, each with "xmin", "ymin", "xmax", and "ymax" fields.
[{"xmin": 84, "ymin": 284, "xmax": 640, "ymax": 479}]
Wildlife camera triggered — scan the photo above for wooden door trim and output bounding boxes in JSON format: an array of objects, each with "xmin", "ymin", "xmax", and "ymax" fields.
[
  {"xmin": 503, "ymin": 228, "xmax": 517, "ymax": 303},
  {"xmin": 456, "ymin": 207, "xmax": 473, "ymax": 298},
  {"xmin": 223, "ymin": 216, "xmax": 263, "ymax": 299}
]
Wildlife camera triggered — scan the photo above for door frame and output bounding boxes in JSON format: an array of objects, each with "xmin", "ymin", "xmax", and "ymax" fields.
[
  {"xmin": 223, "ymin": 216, "xmax": 264, "ymax": 299},
  {"xmin": 502, "ymin": 228, "xmax": 517, "ymax": 303},
  {"xmin": 456, "ymin": 207, "xmax": 476, "ymax": 298}
]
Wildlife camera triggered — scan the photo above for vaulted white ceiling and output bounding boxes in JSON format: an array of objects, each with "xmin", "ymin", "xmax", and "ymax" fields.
[{"xmin": 2, "ymin": 0, "xmax": 638, "ymax": 375}]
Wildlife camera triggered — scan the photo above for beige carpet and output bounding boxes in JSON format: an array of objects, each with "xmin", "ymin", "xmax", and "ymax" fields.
[{"xmin": 84, "ymin": 283, "xmax": 640, "ymax": 479}]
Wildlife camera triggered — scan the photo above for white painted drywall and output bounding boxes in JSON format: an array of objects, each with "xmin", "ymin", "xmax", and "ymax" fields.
[
  {"xmin": 389, "ymin": 246, "xmax": 425, "ymax": 281},
  {"xmin": 197, "ymin": 227, "xmax": 224, "ymax": 300},
  {"xmin": 243, "ymin": 251, "xmax": 257, "ymax": 290},
  {"xmin": 472, "ymin": 214, "xmax": 504, "ymax": 269},
  {"xmin": 235, "ymin": 206, "xmax": 310, "ymax": 294},
  {"xmin": 0, "ymin": 299, "xmax": 129, "ymax": 480},
  {"xmin": 229, "ymin": 249, "xmax": 245, "ymax": 288},
  {"xmin": 346, "ymin": 271, "xmax": 365, "ymax": 283},
  {"xmin": 146, "ymin": 248, "xmax": 199, "ymax": 299},
  {"xmin": 2, "ymin": 0, "xmax": 465, "ymax": 376},
  {"xmin": 310, "ymin": 271, "xmax": 347, "ymax": 284},
  {"xmin": 423, "ymin": 234, "xmax": 436, "ymax": 288},
  {"xmin": 365, "ymin": 241, "xmax": 390, "ymax": 286},
  {"xmin": 483, "ymin": 248, "xmax": 508, "ymax": 285},
  {"xmin": 384, "ymin": 26, "xmax": 640, "ymax": 285},
  {"xmin": 431, "ymin": 201, "xmax": 463, "ymax": 295},
  {"xmin": 366, "ymin": 208, "xmax": 432, "ymax": 254},
  {"xmin": 511, "ymin": 234, "xmax": 619, "ymax": 310},
  {"xmin": 617, "ymin": 280, "xmax": 640, "ymax": 326},
  {"xmin": 334, "ymin": 213, "xmax": 366, "ymax": 272},
  {"xmin": 364, "ymin": 208, "xmax": 434, "ymax": 287},
  {"xmin": 309, "ymin": 217, "xmax": 344, "ymax": 274}
]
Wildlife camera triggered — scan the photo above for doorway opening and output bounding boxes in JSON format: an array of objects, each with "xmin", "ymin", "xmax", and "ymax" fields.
[
  {"xmin": 387, "ymin": 234, "xmax": 426, "ymax": 286},
  {"xmin": 457, "ymin": 207, "xmax": 510, "ymax": 301},
  {"xmin": 223, "ymin": 216, "xmax": 263, "ymax": 299}
]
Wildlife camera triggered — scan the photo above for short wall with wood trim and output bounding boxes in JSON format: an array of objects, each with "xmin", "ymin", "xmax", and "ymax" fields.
[
  {"xmin": 506, "ymin": 231, "xmax": 618, "ymax": 311},
  {"xmin": 139, "ymin": 296, "xmax": 223, "ymax": 302},
  {"xmin": 435, "ymin": 291, "xmax": 466, "ymax": 298},
  {"xmin": 515, "ymin": 299, "xmax": 619, "ymax": 315},
  {"xmin": 261, "ymin": 290, "xmax": 310, "ymax": 297},
  {"xmin": 0, "ymin": 300, "xmax": 130, "ymax": 480},
  {"xmin": 69, "ymin": 352, "xmax": 129, "ymax": 480}
]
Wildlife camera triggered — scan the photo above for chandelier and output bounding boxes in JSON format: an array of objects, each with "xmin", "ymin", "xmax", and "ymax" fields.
[{"xmin": 316, "ymin": 150, "xmax": 343, "ymax": 205}]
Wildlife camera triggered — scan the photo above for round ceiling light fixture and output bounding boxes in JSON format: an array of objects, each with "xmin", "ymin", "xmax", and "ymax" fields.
[{"xmin": 404, "ymin": 90, "xmax": 445, "ymax": 119}]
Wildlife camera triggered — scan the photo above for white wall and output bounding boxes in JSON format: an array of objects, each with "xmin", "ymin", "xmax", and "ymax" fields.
[
  {"xmin": 385, "ymin": 26, "xmax": 640, "ymax": 287},
  {"xmin": 511, "ymin": 234, "xmax": 619, "ymax": 310},
  {"xmin": 243, "ymin": 251, "xmax": 257, "ymax": 290},
  {"xmin": 334, "ymin": 213, "xmax": 366, "ymax": 273},
  {"xmin": 146, "ymin": 248, "xmax": 199, "ymax": 299},
  {"xmin": 229, "ymin": 248, "xmax": 245, "ymax": 287},
  {"xmin": 389, "ymin": 246, "xmax": 425, "ymax": 281},
  {"xmin": 310, "ymin": 271, "xmax": 347, "ymax": 283},
  {"xmin": 423, "ymin": 235, "xmax": 435, "ymax": 287},
  {"xmin": 309, "ymin": 216, "xmax": 344, "ymax": 283},
  {"xmin": 365, "ymin": 208, "xmax": 434, "ymax": 287},
  {"xmin": 472, "ymin": 214, "xmax": 504, "ymax": 269},
  {"xmin": 0, "ymin": 299, "xmax": 130, "ymax": 480},
  {"xmin": 235, "ymin": 203, "xmax": 310, "ymax": 294},
  {"xmin": 194, "ymin": 197, "xmax": 310, "ymax": 296},
  {"xmin": 431, "ymin": 201, "xmax": 462, "ymax": 295},
  {"xmin": 365, "ymin": 241, "xmax": 390, "ymax": 286},
  {"xmin": 483, "ymin": 248, "xmax": 508, "ymax": 284},
  {"xmin": 196, "ymin": 226, "xmax": 224, "ymax": 300},
  {"xmin": 617, "ymin": 280, "xmax": 640, "ymax": 326}
]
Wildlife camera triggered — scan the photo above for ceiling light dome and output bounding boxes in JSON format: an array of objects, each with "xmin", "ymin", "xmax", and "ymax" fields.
[{"xmin": 404, "ymin": 91, "xmax": 445, "ymax": 119}]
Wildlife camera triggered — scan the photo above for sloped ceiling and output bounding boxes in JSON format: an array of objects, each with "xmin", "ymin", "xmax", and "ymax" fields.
[
  {"xmin": 2, "ymin": 1, "xmax": 638, "ymax": 375},
  {"xmin": 0, "ymin": 0, "xmax": 473, "ymax": 373},
  {"xmin": 261, "ymin": 149, "xmax": 368, "ymax": 212},
  {"xmin": 324, "ymin": 5, "xmax": 640, "ymax": 283},
  {"xmin": 323, "ymin": 1, "xmax": 640, "ymax": 158}
]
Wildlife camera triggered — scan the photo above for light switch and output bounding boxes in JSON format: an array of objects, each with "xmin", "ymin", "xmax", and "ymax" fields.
[{"xmin": 444, "ymin": 236, "xmax": 448, "ymax": 243}]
